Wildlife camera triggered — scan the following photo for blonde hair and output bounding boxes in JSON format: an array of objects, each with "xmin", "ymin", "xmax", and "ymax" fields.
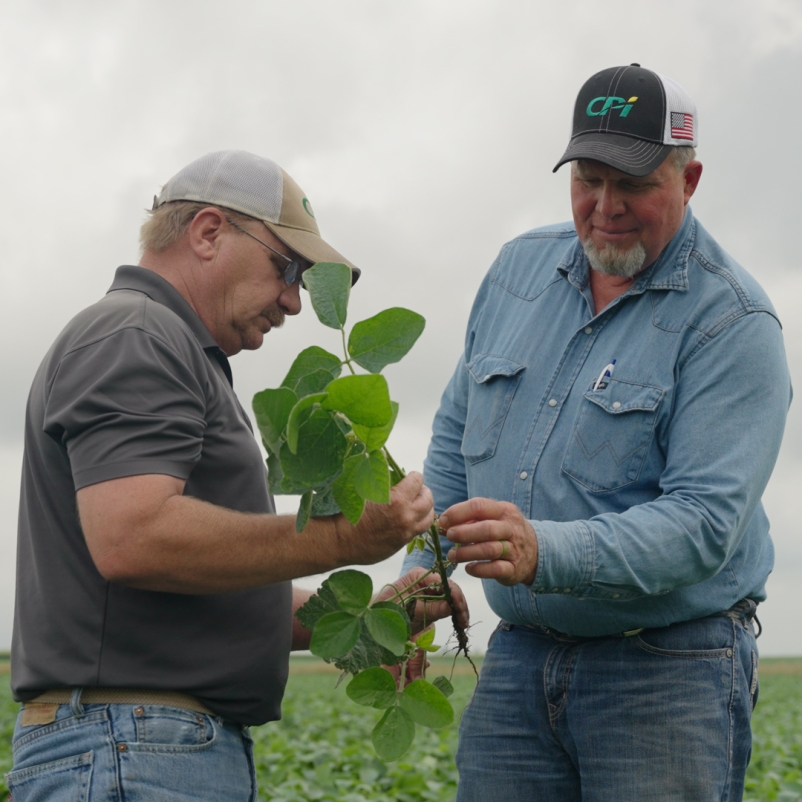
[{"xmin": 139, "ymin": 201, "xmax": 259, "ymax": 254}]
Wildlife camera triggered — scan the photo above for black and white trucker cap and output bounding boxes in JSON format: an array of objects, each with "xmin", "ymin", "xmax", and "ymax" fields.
[{"xmin": 553, "ymin": 64, "xmax": 698, "ymax": 177}]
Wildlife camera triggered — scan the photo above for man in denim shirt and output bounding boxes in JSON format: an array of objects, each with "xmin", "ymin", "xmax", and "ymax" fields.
[{"xmin": 403, "ymin": 65, "xmax": 791, "ymax": 800}]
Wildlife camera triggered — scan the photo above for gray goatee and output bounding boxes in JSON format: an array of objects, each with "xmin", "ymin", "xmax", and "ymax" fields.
[{"xmin": 582, "ymin": 238, "xmax": 647, "ymax": 279}]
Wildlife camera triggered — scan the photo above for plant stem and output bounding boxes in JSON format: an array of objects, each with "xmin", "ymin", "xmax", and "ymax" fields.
[{"xmin": 383, "ymin": 448, "xmax": 474, "ymax": 670}]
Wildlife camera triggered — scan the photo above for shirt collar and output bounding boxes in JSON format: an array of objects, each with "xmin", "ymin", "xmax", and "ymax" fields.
[
  {"xmin": 558, "ymin": 207, "xmax": 696, "ymax": 294},
  {"xmin": 107, "ymin": 265, "xmax": 233, "ymax": 386}
]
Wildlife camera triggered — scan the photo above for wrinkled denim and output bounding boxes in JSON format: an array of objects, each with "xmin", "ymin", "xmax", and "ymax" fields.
[
  {"xmin": 6, "ymin": 695, "xmax": 256, "ymax": 801},
  {"xmin": 403, "ymin": 208, "xmax": 791, "ymax": 636},
  {"xmin": 456, "ymin": 602, "xmax": 759, "ymax": 802}
]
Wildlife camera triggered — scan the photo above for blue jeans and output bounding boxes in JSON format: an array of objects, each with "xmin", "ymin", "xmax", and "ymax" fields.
[
  {"xmin": 6, "ymin": 691, "xmax": 257, "ymax": 801},
  {"xmin": 456, "ymin": 602, "xmax": 759, "ymax": 802}
]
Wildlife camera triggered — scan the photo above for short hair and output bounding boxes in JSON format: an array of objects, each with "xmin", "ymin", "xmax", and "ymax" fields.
[
  {"xmin": 139, "ymin": 201, "xmax": 259, "ymax": 254},
  {"xmin": 668, "ymin": 146, "xmax": 696, "ymax": 172}
]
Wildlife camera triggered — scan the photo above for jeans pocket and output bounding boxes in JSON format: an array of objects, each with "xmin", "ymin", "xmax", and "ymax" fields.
[
  {"xmin": 562, "ymin": 379, "xmax": 663, "ymax": 493},
  {"xmin": 633, "ymin": 615, "xmax": 734, "ymax": 658},
  {"xmin": 6, "ymin": 750, "xmax": 94, "ymax": 802},
  {"xmin": 461, "ymin": 354, "xmax": 525, "ymax": 465},
  {"xmin": 129, "ymin": 707, "xmax": 216, "ymax": 753}
]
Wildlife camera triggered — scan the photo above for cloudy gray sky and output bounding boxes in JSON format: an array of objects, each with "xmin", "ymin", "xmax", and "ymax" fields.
[{"xmin": 1, "ymin": 0, "xmax": 801, "ymax": 656}]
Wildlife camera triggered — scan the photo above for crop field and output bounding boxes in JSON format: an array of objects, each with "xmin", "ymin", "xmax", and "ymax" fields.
[{"xmin": 0, "ymin": 656, "xmax": 800, "ymax": 801}]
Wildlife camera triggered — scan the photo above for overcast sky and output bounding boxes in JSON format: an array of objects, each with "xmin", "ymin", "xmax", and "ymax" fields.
[{"xmin": 1, "ymin": 0, "xmax": 801, "ymax": 656}]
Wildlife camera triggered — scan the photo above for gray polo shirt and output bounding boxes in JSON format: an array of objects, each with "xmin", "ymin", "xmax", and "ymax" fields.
[{"xmin": 12, "ymin": 266, "xmax": 292, "ymax": 726}]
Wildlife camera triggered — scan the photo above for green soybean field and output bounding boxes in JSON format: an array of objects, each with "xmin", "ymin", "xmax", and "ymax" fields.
[{"xmin": 1, "ymin": 656, "xmax": 800, "ymax": 801}]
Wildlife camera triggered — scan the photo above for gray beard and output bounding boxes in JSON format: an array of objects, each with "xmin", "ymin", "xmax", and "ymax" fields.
[{"xmin": 582, "ymin": 238, "xmax": 647, "ymax": 279}]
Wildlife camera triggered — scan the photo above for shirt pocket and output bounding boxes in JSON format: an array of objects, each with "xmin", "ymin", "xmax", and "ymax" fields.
[
  {"xmin": 461, "ymin": 354, "xmax": 525, "ymax": 465},
  {"xmin": 561, "ymin": 379, "xmax": 663, "ymax": 492}
]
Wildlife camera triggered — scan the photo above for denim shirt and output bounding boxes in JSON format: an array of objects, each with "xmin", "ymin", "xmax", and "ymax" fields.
[{"xmin": 402, "ymin": 209, "xmax": 791, "ymax": 636}]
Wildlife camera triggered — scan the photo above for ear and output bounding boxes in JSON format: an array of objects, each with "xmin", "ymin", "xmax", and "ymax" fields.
[
  {"xmin": 682, "ymin": 161, "xmax": 703, "ymax": 205},
  {"xmin": 187, "ymin": 207, "xmax": 227, "ymax": 261}
]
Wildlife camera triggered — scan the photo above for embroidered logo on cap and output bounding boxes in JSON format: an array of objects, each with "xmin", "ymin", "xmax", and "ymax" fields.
[
  {"xmin": 586, "ymin": 96, "xmax": 639, "ymax": 118},
  {"xmin": 302, "ymin": 198, "xmax": 316, "ymax": 219},
  {"xmin": 671, "ymin": 112, "xmax": 694, "ymax": 140}
]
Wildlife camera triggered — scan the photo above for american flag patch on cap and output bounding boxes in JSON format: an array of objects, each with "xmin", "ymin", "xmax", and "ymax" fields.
[{"xmin": 671, "ymin": 112, "xmax": 694, "ymax": 141}]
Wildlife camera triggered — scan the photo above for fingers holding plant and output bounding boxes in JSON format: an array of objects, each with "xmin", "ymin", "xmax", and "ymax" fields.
[
  {"xmin": 376, "ymin": 566, "xmax": 470, "ymax": 634},
  {"xmin": 348, "ymin": 473, "xmax": 435, "ymax": 564},
  {"xmin": 442, "ymin": 497, "xmax": 539, "ymax": 586}
]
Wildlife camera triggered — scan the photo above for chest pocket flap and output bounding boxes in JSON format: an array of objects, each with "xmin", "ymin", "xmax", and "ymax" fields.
[
  {"xmin": 462, "ymin": 354, "xmax": 525, "ymax": 464},
  {"xmin": 562, "ymin": 379, "xmax": 664, "ymax": 493},
  {"xmin": 583, "ymin": 380, "xmax": 664, "ymax": 415}
]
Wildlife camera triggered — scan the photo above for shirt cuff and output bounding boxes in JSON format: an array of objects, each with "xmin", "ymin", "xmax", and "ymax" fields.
[{"xmin": 528, "ymin": 519, "xmax": 595, "ymax": 597}]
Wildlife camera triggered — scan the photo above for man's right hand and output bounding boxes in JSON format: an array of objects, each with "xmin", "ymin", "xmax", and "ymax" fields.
[{"xmin": 337, "ymin": 471, "xmax": 435, "ymax": 566}]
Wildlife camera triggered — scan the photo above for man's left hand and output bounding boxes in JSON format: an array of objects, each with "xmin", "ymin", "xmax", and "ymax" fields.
[
  {"xmin": 375, "ymin": 567, "xmax": 469, "ymax": 684},
  {"xmin": 375, "ymin": 566, "xmax": 469, "ymax": 635},
  {"xmin": 440, "ymin": 498, "xmax": 539, "ymax": 586}
]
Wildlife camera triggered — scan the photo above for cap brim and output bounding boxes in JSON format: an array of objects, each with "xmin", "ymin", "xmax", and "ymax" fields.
[
  {"xmin": 264, "ymin": 222, "xmax": 361, "ymax": 285},
  {"xmin": 553, "ymin": 132, "xmax": 672, "ymax": 177}
]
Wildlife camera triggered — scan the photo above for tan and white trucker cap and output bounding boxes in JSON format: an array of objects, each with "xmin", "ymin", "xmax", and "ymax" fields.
[{"xmin": 152, "ymin": 150, "xmax": 360, "ymax": 283}]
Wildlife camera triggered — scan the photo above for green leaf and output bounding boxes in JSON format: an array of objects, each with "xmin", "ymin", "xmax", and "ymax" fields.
[
  {"xmin": 346, "ymin": 667, "xmax": 398, "ymax": 709},
  {"xmin": 332, "ymin": 455, "xmax": 366, "ymax": 524},
  {"xmin": 266, "ymin": 450, "xmax": 285, "ymax": 495},
  {"xmin": 310, "ymin": 484, "xmax": 341, "ymax": 517},
  {"xmin": 399, "ymin": 679, "xmax": 454, "ymax": 729},
  {"xmin": 353, "ymin": 402, "xmax": 399, "ymax": 451},
  {"xmin": 327, "ymin": 569, "xmax": 373, "ymax": 614},
  {"xmin": 294, "ymin": 573, "xmax": 410, "ymax": 674},
  {"xmin": 287, "ymin": 393, "xmax": 328, "ymax": 454},
  {"xmin": 323, "ymin": 374, "xmax": 392, "ymax": 427},
  {"xmin": 281, "ymin": 346, "xmax": 342, "ymax": 394},
  {"xmin": 294, "ymin": 368, "xmax": 338, "ymax": 398},
  {"xmin": 372, "ymin": 707, "xmax": 415, "ymax": 762},
  {"xmin": 333, "ymin": 618, "xmax": 404, "ymax": 674},
  {"xmin": 252, "ymin": 387, "xmax": 298, "ymax": 454},
  {"xmin": 364, "ymin": 607, "xmax": 409, "ymax": 656},
  {"xmin": 432, "ymin": 675, "xmax": 454, "ymax": 699},
  {"xmin": 295, "ymin": 577, "xmax": 343, "ymax": 632},
  {"xmin": 295, "ymin": 490, "xmax": 313, "ymax": 532},
  {"xmin": 303, "ymin": 262, "xmax": 352, "ymax": 329},
  {"xmin": 415, "ymin": 628, "xmax": 435, "ymax": 650},
  {"xmin": 414, "ymin": 627, "xmax": 441, "ymax": 653},
  {"xmin": 280, "ymin": 410, "xmax": 348, "ymax": 491},
  {"xmin": 309, "ymin": 611, "xmax": 361, "ymax": 659},
  {"xmin": 353, "ymin": 450, "xmax": 391, "ymax": 504},
  {"xmin": 348, "ymin": 308, "xmax": 426, "ymax": 373}
]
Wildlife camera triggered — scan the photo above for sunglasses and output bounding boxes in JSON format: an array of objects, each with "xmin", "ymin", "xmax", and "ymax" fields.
[{"xmin": 227, "ymin": 220, "xmax": 305, "ymax": 287}]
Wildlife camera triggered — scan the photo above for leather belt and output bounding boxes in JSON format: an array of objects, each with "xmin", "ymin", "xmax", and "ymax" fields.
[{"xmin": 28, "ymin": 688, "xmax": 214, "ymax": 716}]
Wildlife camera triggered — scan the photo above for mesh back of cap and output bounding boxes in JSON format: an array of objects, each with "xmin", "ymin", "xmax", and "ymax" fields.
[{"xmin": 157, "ymin": 151, "xmax": 284, "ymax": 222}]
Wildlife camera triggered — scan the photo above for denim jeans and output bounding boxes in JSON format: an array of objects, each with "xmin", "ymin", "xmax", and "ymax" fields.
[
  {"xmin": 456, "ymin": 602, "xmax": 759, "ymax": 802},
  {"xmin": 6, "ymin": 691, "xmax": 257, "ymax": 801}
]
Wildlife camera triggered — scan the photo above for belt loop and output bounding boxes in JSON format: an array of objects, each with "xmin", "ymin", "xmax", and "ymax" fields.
[{"xmin": 69, "ymin": 687, "xmax": 85, "ymax": 718}]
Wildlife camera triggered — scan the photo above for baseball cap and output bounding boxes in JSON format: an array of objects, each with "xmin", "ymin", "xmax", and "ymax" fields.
[
  {"xmin": 553, "ymin": 64, "xmax": 698, "ymax": 177},
  {"xmin": 153, "ymin": 150, "xmax": 360, "ymax": 284}
]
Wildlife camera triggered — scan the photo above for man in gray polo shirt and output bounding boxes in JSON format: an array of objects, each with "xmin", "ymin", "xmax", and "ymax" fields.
[{"xmin": 8, "ymin": 151, "xmax": 461, "ymax": 800}]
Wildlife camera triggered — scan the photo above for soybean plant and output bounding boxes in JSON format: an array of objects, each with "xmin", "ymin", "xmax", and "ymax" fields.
[{"xmin": 252, "ymin": 263, "xmax": 471, "ymax": 761}]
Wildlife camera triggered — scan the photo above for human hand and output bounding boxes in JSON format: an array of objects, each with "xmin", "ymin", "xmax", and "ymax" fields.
[
  {"xmin": 376, "ymin": 566, "xmax": 469, "ymax": 685},
  {"xmin": 440, "ymin": 498, "xmax": 538, "ymax": 586},
  {"xmin": 336, "ymin": 472, "xmax": 434, "ymax": 565},
  {"xmin": 375, "ymin": 566, "xmax": 469, "ymax": 635}
]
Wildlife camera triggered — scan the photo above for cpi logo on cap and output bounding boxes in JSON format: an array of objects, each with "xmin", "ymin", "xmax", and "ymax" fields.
[{"xmin": 587, "ymin": 96, "xmax": 639, "ymax": 118}]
